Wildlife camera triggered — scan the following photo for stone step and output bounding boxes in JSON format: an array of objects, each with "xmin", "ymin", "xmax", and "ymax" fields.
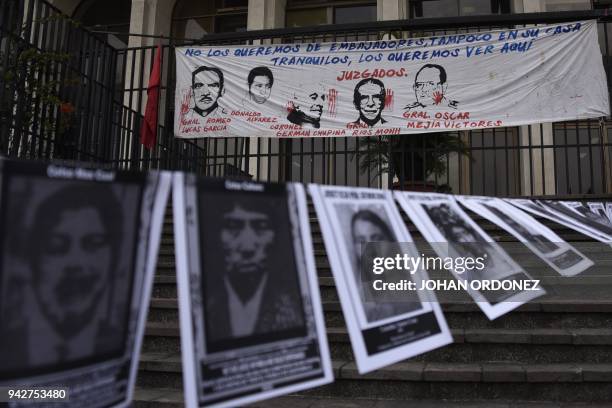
[
  {"xmin": 157, "ymin": 227, "xmax": 602, "ymax": 246},
  {"xmin": 318, "ymin": 283, "xmax": 612, "ymax": 306},
  {"xmin": 150, "ymin": 273, "xmax": 612, "ymax": 299},
  {"xmin": 142, "ymin": 321, "xmax": 612, "ymax": 363},
  {"xmin": 133, "ymin": 387, "xmax": 612, "ymax": 407},
  {"xmin": 147, "ymin": 291, "xmax": 612, "ymax": 311},
  {"xmin": 324, "ymin": 326, "xmax": 612, "ymax": 363},
  {"xmin": 134, "ymin": 387, "xmax": 182, "ymax": 408},
  {"xmin": 143, "ymin": 323, "xmax": 612, "ymax": 347},
  {"xmin": 323, "ymin": 308, "xmax": 612, "ymax": 332},
  {"xmin": 145, "ymin": 292, "xmax": 612, "ymax": 329},
  {"xmin": 162, "ymin": 209, "xmax": 594, "ymax": 236},
  {"xmin": 160, "ymin": 220, "xmax": 600, "ymax": 245},
  {"xmin": 144, "ymin": 296, "xmax": 612, "ymax": 330},
  {"xmin": 316, "ymin": 276, "xmax": 612, "ymax": 287},
  {"xmin": 136, "ymin": 353, "xmax": 612, "ymax": 402},
  {"xmin": 154, "ymin": 259, "xmax": 612, "ymax": 277},
  {"xmin": 302, "ymin": 362, "xmax": 612, "ymax": 402}
]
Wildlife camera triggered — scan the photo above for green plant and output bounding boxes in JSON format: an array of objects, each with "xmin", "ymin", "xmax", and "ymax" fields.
[
  {"xmin": 0, "ymin": 13, "xmax": 81, "ymax": 155},
  {"xmin": 354, "ymin": 132, "xmax": 471, "ymax": 191}
]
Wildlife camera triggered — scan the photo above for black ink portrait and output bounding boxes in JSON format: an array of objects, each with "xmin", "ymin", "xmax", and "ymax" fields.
[
  {"xmin": 424, "ymin": 203, "xmax": 493, "ymax": 279},
  {"xmin": 540, "ymin": 200, "xmax": 612, "ymax": 236},
  {"xmin": 570, "ymin": 202, "xmax": 612, "ymax": 228},
  {"xmin": 287, "ymin": 83, "xmax": 327, "ymax": 128},
  {"xmin": 189, "ymin": 66, "xmax": 227, "ymax": 119},
  {"xmin": 405, "ymin": 64, "xmax": 459, "ymax": 110},
  {"xmin": 350, "ymin": 78, "xmax": 387, "ymax": 128},
  {"xmin": 482, "ymin": 204, "xmax": 558, "ymax": 254},
  {"xmin": 247, "ymin": 66, "xmax": 274, "ymax": 105},
  {"xmin": 199, "ymin": 190, "xmax": 306, "ymax": 353},
  {"xmin": 423, "ymin": 202, "xmax": 523, "ymax": 304},
  {"xmin": 0, "ymin": 183, "xmax": 129, "ymax": 376},
  {"xmin": 348, "ymin": 208, "xmax": 420, "ymax": 322}
]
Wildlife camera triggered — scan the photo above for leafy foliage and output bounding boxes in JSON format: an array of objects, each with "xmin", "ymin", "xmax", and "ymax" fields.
[
  {"xmin": 0, "ymin": 13, "xmax": 81, "ymax": 155},
  {"xmin": 354, "ymin": 133, "xmax": 471, "ymax": 189}
]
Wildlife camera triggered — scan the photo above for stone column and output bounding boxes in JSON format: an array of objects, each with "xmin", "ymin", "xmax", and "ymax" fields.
[
  {"xmin": 248, "ymin": 0, "xmax": 286, "ymax": 30},
  {"xmin": 119, "ymin": 0, "xmax": 176, "ymax": 164},
  {"xmin": 125, "ymin": 0, "xmax": 176, "ymax": 112},
  {"xmin": 518, "ymin": 0, "xmax": 556, "ymax": 196},
  {"xmin": 377, "ymin": 0, "xmax": 407, "ymax": 21},
  {"xmin": 245, "ymin": 0, "xmax": 286, "ymax": 181},
  {"xmin": 376, "ymin": 0, "xmax": 406, "ymax": 189}
]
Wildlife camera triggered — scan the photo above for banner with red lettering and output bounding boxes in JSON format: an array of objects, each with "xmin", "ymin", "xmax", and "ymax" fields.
[{"xmin": 174, "ymin": 20, "xmax": 609, "ymax": 138}]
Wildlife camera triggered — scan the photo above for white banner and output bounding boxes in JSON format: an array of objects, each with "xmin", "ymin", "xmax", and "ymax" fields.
[{"xmin": 174, "ymin": 20, "xmax": 609, "ymax": 138}]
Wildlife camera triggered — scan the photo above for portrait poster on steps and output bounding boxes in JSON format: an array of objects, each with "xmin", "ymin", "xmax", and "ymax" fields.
[
  {"xmin": 587, "ymin": 201, "xmax": 612, "ymax": 224},
  {"xmin": 308, "ymin": 184, "xmax": 452, "ymax": 374},
  {"xmin": 173, "ymin": 174, "xmax": 332, "ymax": 408},
  {"xmin": 457, "ymin": 195, "xmax": 593, "ymax": 277},
  {"xmin": 394, "ymin": 192, "xmax": 545, "ymax": 320},
  {"xmin": 0, "ymin": 159, "xmax": 172, "ymax": 408},
  {"xmin": 507, "ymin": 199, "xmax": 612, "ymax": 243}
]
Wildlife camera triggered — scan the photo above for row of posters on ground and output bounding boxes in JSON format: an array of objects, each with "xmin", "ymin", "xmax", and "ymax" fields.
[{"xmin": 1, "ymin": 159, "xmax": 612, "ymax": 407}]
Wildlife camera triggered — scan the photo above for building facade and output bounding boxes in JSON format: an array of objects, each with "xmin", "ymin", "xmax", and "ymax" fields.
[{"xmin": 41, "ymin": 0, "xmax": 612, "ymax": 196}]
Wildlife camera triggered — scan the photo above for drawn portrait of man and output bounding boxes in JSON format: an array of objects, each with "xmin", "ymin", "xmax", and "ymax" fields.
[
  {"xmin": 349, "ymin": 78, "xmax": 387, "ymax": 128},
  {"xmin": 188, "ymin": 65, "xmax": 227, "ymax": 119},
  {"xmin": 247, "ymin": 66, "xmax": 274, "ymax": 105},
  {"xmin": 405, "ymin": 64, "xmax": 459, "ymax": 110},
  {"xmin": 0, "ymin": 182, "xmax": 129, "ymax": 374},
  {"xmin": 286, "ymin": 83, "xmax": 327, "ymax": 129},
  {"xmin": 199, "ymin": 191, "xmax": 306, "ymax": 353}
]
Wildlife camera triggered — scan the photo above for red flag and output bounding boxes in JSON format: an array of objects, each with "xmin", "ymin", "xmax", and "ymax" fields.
[{"xmin": 140, "ymin": 44, "xmax": 162, "ymax": 150}]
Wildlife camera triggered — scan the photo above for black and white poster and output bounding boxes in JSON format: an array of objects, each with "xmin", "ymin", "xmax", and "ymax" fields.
[
  {"xmin": 173, "ymin": 175, "xmax": 332, "ymax": 408},
  {"xmin": 308, "ymin": 185, "xmax": 452, "ymax": 374},
  {"xmin": 508, "ymin": 199, "xmax": 612, "ymax": 243},
  {"xmin": 0, "ymin": 159, "xmax": 171, "ymax": 407},
  {"xmin": 394, "ymin": 192, "xmax": 545, "ymax": 320},
  {"xmin": 588, "ymin": 201, "xmax": 612, "ymax": 224},
  {"xmin": 457, "ymin": 196, "xmax": 593, "ymax": 277}
]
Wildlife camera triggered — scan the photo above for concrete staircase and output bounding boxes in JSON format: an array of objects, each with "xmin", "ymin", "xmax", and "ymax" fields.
[{"xmin": 134, "ymin": 202, "xmax": 612, "ymax": 407}]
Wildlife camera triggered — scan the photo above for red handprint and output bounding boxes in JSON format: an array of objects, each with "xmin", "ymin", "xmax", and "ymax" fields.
[
  {"xmin": 433, "ymin": 91, "xmax": 444, "ymax": 105},
  {"xmin": 180, "ymin": 89, "xmax": 191, "ymax": 116},
  {"xmin": 385, "ymin": 89, "xmax": 394, "ymax": 111},
  {"xmin": 328, "ymin": 88, "xmax": 338, "ymax": 117}
]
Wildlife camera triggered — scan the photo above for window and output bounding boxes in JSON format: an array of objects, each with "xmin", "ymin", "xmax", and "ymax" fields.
[
  {"xmin": 74, "ymin": 0, "xmax": 131, "ymax": 47},
  {"xmin": 172, "ymin": 0, "xmax": 247, "ymax": 40},
  {"xmin": 335, "ymin": 5, "xmax": 377, "ymax": 23},
  {"xmin": 286, "ymin": 1, "xmax": 376, "ymax": 27},
  {"xmin": 286, "ymin": 8, "xmax": 328, "ymax": 27},
  {"xmin": 595, "ymin": 0, "xmax": 612, "ymax": 9},
  {"xmin": 543, "ymin": 0, "xmax": 591, "ymax": 11},
  {"xmin": 409, "ymin": 0, "xmax": 511, "ymax": 18}
]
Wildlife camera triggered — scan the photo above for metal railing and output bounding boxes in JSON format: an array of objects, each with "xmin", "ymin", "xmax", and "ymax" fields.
[
  {"xmin": 0, "ymin": 0, "xmax": 206, "ymax": 172},
  {"xmin": 1, "ymin": 0, "xmax": 611, "ymax": 197}
]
